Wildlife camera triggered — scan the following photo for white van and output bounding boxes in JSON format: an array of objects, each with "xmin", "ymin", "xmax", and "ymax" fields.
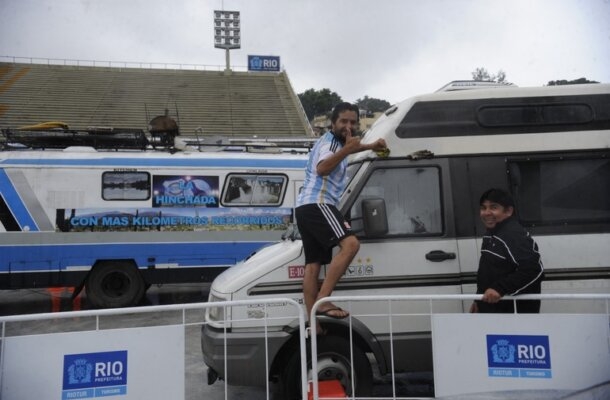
[{"xmin": 201, "ymin": 83, "xmax": 610, "ymax": 397}]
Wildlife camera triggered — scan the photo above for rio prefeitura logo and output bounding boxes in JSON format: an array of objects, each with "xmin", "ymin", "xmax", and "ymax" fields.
[{"xmin": 486, "ymin": 335, "xmax": 552, "ymax": 379}]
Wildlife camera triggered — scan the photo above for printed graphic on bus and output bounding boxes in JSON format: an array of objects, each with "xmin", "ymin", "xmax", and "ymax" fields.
[
  {"xmin": 57, "ymin": 207, "xmax": 293, "ymax": 232},
  {"xmin": 152, "ymin": 175, "xmax": 220, "ymax": 208}
]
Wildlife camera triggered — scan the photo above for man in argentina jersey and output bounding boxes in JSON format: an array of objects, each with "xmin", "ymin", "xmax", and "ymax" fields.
[
  {"xmin": 295, "ymin": 102, "xmax": 387, "ymax": 333},
  {"xmin": 470, "ymin": 188, "xmax": 545, "ymax": 314}
]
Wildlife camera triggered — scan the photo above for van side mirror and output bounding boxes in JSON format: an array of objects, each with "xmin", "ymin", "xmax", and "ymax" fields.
[{"xmin": 361, "ymin": 198, "xmax": 388, "ymax": 237}]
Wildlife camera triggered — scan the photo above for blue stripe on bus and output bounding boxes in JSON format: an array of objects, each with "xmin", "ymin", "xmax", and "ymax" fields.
[
  {"xmin": 1, "ymin": 241, "xmax": 268, "ymax": 272},
  {"xmin": 0, "ymin": 157, "xmax": 308, "ymax": 169},
  {"xmin": 0, "ymin": 169, "xmax": 40, "ymax": 232}
]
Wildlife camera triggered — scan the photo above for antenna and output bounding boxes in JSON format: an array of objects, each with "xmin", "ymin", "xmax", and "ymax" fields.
[
  {"xmin": 174, "ymin": 102, "xmax": 181, "ymax": 135},
  {"xmin": 144, "ymin": 104, "xmax": 150, "ymax": 130}
]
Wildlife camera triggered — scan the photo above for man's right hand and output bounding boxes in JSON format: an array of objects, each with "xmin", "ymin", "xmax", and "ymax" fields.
[{"xmin": 343, "ymin": 129, "xmax": 364, "ymax": 154}]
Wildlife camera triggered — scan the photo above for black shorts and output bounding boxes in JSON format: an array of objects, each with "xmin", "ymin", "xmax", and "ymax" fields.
[{"xmin": 295, "ymin": 203, "xmax": 354, "ymax": 265}]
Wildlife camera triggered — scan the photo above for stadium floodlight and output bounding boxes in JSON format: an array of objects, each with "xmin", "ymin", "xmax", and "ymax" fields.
[{"xmin": 214, "ymin": 10, "xmax": 240, "ymax": 71}]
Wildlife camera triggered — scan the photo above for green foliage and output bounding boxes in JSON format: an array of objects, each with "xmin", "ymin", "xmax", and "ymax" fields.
[
  {"xmin": 297, "ymin": 88, "xmax": 343, "ymax": 120},
  {"xmin": 297, "ymin": 89, "xmax": 393, "ymax": 121},
  {"xmin": 547, "ymin": 77, "xmax": 599, "ymax": 86},
  {"xmin": 471, "ymin": 67, "xmax": 507, "ymax": 83},
  {"xmin": 355, "ymin": 96, "xmax": 392, "ymax": 114}
]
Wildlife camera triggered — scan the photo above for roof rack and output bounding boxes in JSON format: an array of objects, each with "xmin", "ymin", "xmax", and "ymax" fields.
[
  {"xmin": 1, "ymin": 128, "xmax": 149, "ymax": 150},
  {"xmin": 1, "ymin": 127, "xmax": 316, "ymax": 153},
  {"xmin": 176, "ymin": 136, "xmax": 316, "ymax": 154},
  {"xmin": 436, "ymin": 80, "xmax": 517, "ymax": 92}
]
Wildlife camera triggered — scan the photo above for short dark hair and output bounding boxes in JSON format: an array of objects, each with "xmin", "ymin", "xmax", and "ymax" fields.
[
  {"xmin": 331, "ymin": 102, "xmax": 359, "ymax": 124},
  {"xmin": 479, "ymin": 188, "xmax": 515, "ymax": 208}
]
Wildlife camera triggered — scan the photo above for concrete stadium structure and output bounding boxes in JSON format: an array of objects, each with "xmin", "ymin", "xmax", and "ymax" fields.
[{"xmin": 0, "ymin": 59, "xmax": 312, "ymax": 139}]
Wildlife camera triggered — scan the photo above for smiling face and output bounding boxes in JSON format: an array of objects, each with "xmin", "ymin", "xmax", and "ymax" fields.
[
  {"xmin": 331, "ymin": 110, "xmax": 358, "ymax": 139},
  {"xmin": 480, "ymin": 200, "xmax": 514, "ymax": 229}
]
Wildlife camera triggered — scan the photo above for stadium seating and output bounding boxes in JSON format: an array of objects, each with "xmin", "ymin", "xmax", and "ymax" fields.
[{"xmin": 0, "ymin": 62, "xmax": 312, "ymax": 138}]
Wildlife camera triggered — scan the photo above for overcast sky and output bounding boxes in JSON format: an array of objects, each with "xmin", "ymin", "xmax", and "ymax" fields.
[{"xmin": 1, "ymin": 0, "xmax": 609, "ymax": 104}]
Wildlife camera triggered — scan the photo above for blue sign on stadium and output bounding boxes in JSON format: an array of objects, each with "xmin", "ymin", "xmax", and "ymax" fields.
[{"xmin": 248, "ymin": 55, "xmax": 280, "ymax": 72}]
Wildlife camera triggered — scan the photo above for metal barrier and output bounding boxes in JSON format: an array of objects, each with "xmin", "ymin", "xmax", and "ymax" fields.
[
  {"xmin": 1, "ymin": 294, "xmax": 609, "ymax": 399},
  {"xmin": 0, "ymin": 298, "xmax": 307, "ymax": 400},
  {"xmin": 310, "ymin": 294, "xmax": 610, "ymax": 400}
]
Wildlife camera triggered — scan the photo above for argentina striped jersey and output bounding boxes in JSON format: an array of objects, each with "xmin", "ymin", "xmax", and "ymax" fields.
[{"xmin": 296, "ymin": 131, "xmax": 346, "ymax": 206}]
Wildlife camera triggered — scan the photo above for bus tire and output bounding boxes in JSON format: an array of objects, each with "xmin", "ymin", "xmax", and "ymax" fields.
[
  {"xmin": 279, "ymin": 335, "xmax": 373, "ymax": 399},
  {"xmin": 86, "ymin": 261, "xmax": 146, "ymax": 308}
]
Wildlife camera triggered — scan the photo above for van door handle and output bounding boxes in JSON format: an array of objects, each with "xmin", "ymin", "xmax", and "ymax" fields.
[{"xmin": 425, "ymin": 250, "xmax": 456, "ymax": 262}]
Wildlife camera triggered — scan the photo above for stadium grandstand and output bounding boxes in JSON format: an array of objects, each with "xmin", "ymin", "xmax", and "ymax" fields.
[{"xmin": 0, "ymin": 58, "xmax": 313, "ymax": 145}]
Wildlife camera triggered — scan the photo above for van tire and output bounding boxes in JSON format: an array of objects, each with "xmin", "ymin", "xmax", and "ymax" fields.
[
  {"xmin": 279, "ymin": 335, "xmax": 373, "ymax": 399},
  {"xmin": 85, "ymin": 261, "xmax": 146, "ymax": 308}
]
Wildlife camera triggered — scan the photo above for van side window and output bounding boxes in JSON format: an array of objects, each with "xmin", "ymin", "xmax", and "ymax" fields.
[
  {"xmin": 396, "ymin": 93, "xmax": 610, "ymax": 138},
  {"xmin": 222, "ymin": 174, "xmax": 287, "ymax": 206},
  {"xmin": 350, "ymin": 167, "xmax": 443, "ymax": 236},
  {"xmin": 509, "ymin": 157, "xmax": 610, "ymax": 225},
  {"xmin": 478, "ymin": 104, "xmax": 593, "ymax": 127},
  {"xmin": 102, "ymin": 171, "xmax": 151, "ymax": 201}
]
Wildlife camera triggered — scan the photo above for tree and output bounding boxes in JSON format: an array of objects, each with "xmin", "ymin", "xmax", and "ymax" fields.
[
  {"xmin": 547, "ymin": 77, "xmax": 599, "ymax": 86},
  {"xmin": 297, "ymin": 88, "xmax": 343, "ymax": 120},
  {"xmin": 471, "ymin": 67, "xmax": 507, "ymax": 83},
  {"xmin": 355, "ymin": 96, "xmax": 391, "ymax": 114}
]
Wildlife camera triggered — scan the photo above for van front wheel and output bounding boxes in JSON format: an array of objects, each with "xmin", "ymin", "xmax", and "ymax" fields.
[
  {"xmin": 85, "ymin": 262, "xmax": 146, "ymax": 308},
  {"xmin": 280, "ymin": 335, "xmax": 373, "ymax": 399}
]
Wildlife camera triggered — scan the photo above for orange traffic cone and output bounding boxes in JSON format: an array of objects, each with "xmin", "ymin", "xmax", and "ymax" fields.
[
  {"xmin": 307, "ymin": 379, "xmax": 347, "ymax": 400},
  {"xmin": 46, "ymin": 287, "xmax": 82, "ymax": 312}
]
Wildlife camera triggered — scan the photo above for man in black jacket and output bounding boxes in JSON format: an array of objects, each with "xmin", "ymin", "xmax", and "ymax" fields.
[{"xmin": 470, "ymin": 188, "xmax": 544, "ymax": 313}]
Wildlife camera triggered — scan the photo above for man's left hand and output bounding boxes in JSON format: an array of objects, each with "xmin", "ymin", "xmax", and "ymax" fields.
[{"xmin": 481, "ymin": 288, "xmax": 502, "ymax": 303}]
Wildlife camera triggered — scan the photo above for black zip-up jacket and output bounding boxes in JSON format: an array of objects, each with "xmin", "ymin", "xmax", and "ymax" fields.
[{"xmin": 476, "ymin": 217, "xmax": 544, "ymax": 313}]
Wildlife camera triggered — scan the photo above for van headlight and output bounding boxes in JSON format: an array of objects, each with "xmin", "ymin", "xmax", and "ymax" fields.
[{"xmin": 207, "ymin": 294, "xmax": 227, "ymax": 322}]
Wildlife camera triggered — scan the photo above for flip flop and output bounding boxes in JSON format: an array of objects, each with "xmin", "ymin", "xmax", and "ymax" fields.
[{"xmin": 315, "ymin": 307, "xmax": 349, "ymax": 319}]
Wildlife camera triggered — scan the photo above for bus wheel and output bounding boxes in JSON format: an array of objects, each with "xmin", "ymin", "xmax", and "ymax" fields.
[
  {"xmin": 86, "ymin": 262, "xmax": 146, "ymax": 308},
  {"xmin": 280, "ymin": 335, "xmax": 373, "ymax": 399}
]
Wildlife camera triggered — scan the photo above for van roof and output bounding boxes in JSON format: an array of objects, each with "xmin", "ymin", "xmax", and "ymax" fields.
[{"xmin": 354, "ymin": 83, "xmax": 610, "ymax": 160}]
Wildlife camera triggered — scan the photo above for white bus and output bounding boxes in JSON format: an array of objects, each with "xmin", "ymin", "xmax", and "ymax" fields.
[
  {"xmin": 201, "ymin": 83, "xmax": 610, "ymax": 398},
  {"xmin": 0, "ymin": 138, "xmax": 308, "ymax": 308}
]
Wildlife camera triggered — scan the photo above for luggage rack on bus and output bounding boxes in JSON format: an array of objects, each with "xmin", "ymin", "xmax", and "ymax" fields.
[
  {"xmin": 0, "ymin": 127, "xmax": 149, "ymax": 151},
  {"xmin": 0, "ymin": 126, "xmax": 316, "ymax": 153},
  {"xmin": 179, "ymin": 136, "xmax": 317, "ymax": 154}
]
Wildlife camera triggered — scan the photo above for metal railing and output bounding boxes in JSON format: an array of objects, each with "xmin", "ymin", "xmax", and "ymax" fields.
[
  {"xmin": 0, "ymin": 55, "xmax": 249, "ymax": 72},
  {"xmin": 310, "ymin": 293, "xmax": 610, "ymax": 400},
  {"xmin": 0, "ymin": 298, "xmax": 308, "ymax": 400},
  {"xmin": 1, "ymin": 294, "xmax": 609, "ymax": 399}
]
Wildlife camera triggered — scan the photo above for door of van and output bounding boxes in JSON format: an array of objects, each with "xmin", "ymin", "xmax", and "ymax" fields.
[
  {"xmin": 337, "ymin": 157, "xmax": 462, "ymax": 372},
  {"xmin": 343, "ymin": 157, "xmax": 462, "ymax": 296}
]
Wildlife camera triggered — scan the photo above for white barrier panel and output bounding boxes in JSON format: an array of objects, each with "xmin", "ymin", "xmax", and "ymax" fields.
[
  {"xmin": 432, "ymin": 314, "xmax": 610, "ymax": 397},
  {"xmin": 0, "ymin": 298, "xmax": 307, "ymax": 400},
  {"xmin": 1, "ymin": 325, "xmax": 184, "ymax": 400},
  {"xmin": 309, "ymin": 294, "xmax": 610, "ymax": 400}
]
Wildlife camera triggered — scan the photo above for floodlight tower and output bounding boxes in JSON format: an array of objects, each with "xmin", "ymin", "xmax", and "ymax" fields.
[{"xmin": 214, "ymin": 10, "xmax": 241, "ymax": 72}]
